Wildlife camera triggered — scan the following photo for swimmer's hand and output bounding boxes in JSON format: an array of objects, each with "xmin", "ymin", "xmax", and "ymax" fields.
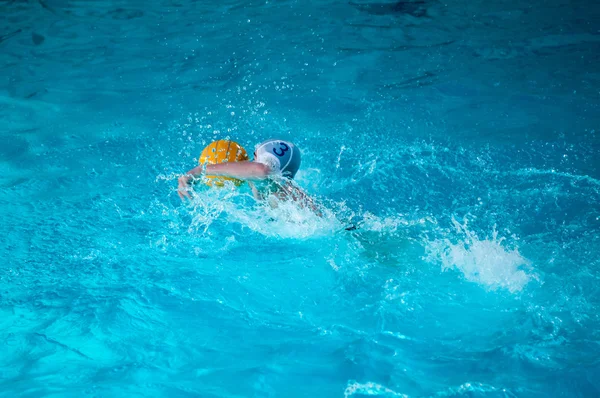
[
  {"xmin": 178, "ymin": 164, "xmax": 206, "ymax": 200},
  {"xmin": 177, "ymin": 174, "xmax": 193, "ymax": 200}
]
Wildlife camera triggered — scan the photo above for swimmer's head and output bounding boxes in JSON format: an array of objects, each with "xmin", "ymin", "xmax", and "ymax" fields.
[{"xmin": 254, "ymin": 139, "xmax": 301, "ymax": 179}]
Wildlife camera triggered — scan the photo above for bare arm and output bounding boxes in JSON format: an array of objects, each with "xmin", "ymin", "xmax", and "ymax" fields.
[
  {"xmin": 278, "ymin": 182, "xmax": 323, "ymax": 217},
  {"xmin": 205, "ymin": 161, "xmax": 271, "ymax": 180},
  {"xmin": 178, "ymin": 161, "xmax": 271, "ymax": 200}
]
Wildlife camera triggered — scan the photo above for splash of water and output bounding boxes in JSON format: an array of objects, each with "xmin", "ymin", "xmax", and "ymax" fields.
[
  {"xmin": 424, "ymin": 218, "xmax": 537, "ymax": 292},
  {"xmin": 187, "ymin": 182, "xmax": 342, "ymax": 239}
]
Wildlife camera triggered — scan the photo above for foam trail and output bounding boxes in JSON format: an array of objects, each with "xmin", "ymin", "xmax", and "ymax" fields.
[
  {"xmin": 344, "ymin": 381, "xmax": 408, "ymax": 398},
  {"xmin": 489, "ymin": 168, "xmax": 600, "ymax": 187},
  {"xmin": 434, "ymin": 382, "xmax": 512, "ymax": 397},
  {"xmin": 425, "ymin": 218, "xmax": 536, "ymax": 292}
]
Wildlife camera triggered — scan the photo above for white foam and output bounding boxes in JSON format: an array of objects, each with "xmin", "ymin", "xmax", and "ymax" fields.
[
  {"xmin": 425, "ymin": 218, "xmax": 536, "ymax": 292},
  {"xmin": 187, "ymin": 184, "xmax": 341, "ymax": 239},
  {"xmin": 344, "ymin": 381, "xmax": 408, "ymax": 398},
  {"xmin": 239, "ymin": 199, "xmax": 343, "ymax": 239}
]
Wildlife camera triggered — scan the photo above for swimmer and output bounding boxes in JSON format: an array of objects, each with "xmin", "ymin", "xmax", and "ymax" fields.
[{"xmin": 178, "ymin": 139, "xmax": 322, "ymax": 216}]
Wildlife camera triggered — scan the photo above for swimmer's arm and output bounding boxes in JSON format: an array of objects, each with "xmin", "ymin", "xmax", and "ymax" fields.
[
  {"xmin": 180, "ymin": 161, "xmax": 270, "ymax": 180},
  {"xmin": 281, "ymin": 183, "xmax": 323, "ymax": 217},
  {"xmin": 205, "ymin": 161, "xmax": 271, "ymax": 180},
  {"xmin": 248, "ymin": 182, "xmax": 264, "ymax": 201},
  {"xmin": 297, "ymin": 190, "xmax": 323, "ymax": 217},
  {"xmin": 178, "ymin": 161, "xmax": 271, "ymax": 200}
]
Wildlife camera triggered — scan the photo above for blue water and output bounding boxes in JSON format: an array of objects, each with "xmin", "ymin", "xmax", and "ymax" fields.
[{"xmin": 1, "ymin": 0, "xmax": 600, "ymax": 396}]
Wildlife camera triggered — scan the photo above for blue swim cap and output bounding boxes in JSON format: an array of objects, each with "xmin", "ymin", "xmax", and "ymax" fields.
[{"xmin": 254, "ymin": 139, "xmax": 301, "ymax": 178}]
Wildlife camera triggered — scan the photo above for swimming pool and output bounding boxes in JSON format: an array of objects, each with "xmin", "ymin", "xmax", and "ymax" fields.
[{"xmin": 1, "ymin": 0, "xmax": 599, "ymax": 396}]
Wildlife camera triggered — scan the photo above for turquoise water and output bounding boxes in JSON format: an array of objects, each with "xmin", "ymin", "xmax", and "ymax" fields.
[{"xmin": 1, "ymin": 0, "xmax": 600, "ymax": 396}]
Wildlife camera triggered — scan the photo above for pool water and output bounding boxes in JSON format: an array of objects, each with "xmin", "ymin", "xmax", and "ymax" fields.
[{"xmin": 1, "ymin": 0, "xmax": 599, "ymax": 397}]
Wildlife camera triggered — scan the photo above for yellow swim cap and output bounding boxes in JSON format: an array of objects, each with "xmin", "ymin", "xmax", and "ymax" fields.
[{"xmin": 199, "ymin": 140, "xmax": 248, "ymax": 187}]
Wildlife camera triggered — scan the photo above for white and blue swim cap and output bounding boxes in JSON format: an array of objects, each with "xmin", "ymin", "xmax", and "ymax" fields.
[{"xmin": 254, "ymin": 139, "xmax": 301, "ymax": 179}]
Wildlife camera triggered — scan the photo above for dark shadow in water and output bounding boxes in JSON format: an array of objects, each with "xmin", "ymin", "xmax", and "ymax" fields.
[
  {"xmin": 32, "ymin": 32, "xmax": 45, "ymax": 45},
  {"xmin": 350, "ymin": 1, "xmax": 429, "ymax": 18},
  {"xmin": 37, "ymin": 0, "xmax": 57, "ymax": 15},
  {"xmin": 338, "ymin": 40, "xmax": 454, "ymax": 54},
  {"xmin": 0, "ymin": 29, "xmax": 22, "ymax": 44},
  {"xmin": 106, "ymin": 8, "xmax": 144, "ymax": 20}
]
